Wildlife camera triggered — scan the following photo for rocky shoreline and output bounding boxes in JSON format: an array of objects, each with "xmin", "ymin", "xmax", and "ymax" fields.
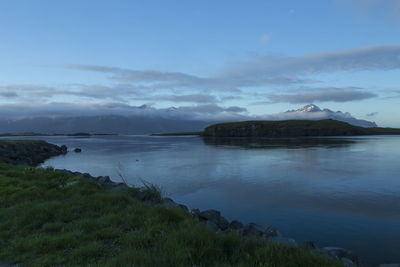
[
  {"xmin": 1, "ymin": 140, "xmax": 398, "ymax": 267},
  {"xmin": 0, "ymin": 140, "xmax": 67, "ymax": 166},
  {"xmin": 54, "ymin": 169, "xmax": 360, "ymax": 266}
]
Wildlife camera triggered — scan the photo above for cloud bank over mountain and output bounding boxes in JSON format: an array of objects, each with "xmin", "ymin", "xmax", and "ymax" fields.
[
  {"xmin": 260, "ymin": 104, "xmax": 377, "ymax": 128},
  {"xmin": 0, "ymin": 103, "xmax": 377, "ymax": 134}
]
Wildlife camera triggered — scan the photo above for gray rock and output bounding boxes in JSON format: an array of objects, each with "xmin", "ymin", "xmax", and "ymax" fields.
[
  {"xmin": 242, "ymin": 223, "xmax": 282, "ymax": 240},
  {"xmin": 199, "ymin": 209, "xmax": 220, "ymax": 222},
  {"xmin": 299, "ymin": 241, "xmax": 318, "ymax": 250},
  {"xmin": 229, "ymin": 220, "xmax": 244, "ymax": 230},
  {"xmin": 191, "ymin": 208, "xmax": 201, "ymax": 220},
  {"xmin": 268, "ymin": 237, "xmax": 298, "ymax": 247},
  {"xmin": 199, "ymin": 209, "xmax": 229, "ymax": 230},
  {"xmin": 264, "ymin": 225, "xmax": 282, "ymax": 238},
  {"xmin": 321, "ymin": 247, "xmax": 359, "ymax": 265},
  {"xmin": 242, "ymin": 223, "xmax": 265, "ymax": 238},
  {"xmin": 83, "ymin": 173, "xmax": 92, "ymax": 179},
  {"xmin": 97, "ymin": 176, "xmax": 111, "ymax": 184},
  {"xmin": 109, "ymin": 183, "xmax": 130, "ymax": 192},
  {"xmin": 203, "ymin": 220, "xmax": 219, "ymax": 232},
  {"xmin": 341, "ymin": 257, "xmax": 357, "ymax": 267},
  {"xmin": 178, "ymin": 204, "xmax": 189, "ymax": 212},
  {"xmin": 218, "ymin": 216, "xmax": 229, "ymax": 231},
  {"xmin": 162, "ymin": 198, "xmax": 188, "ymax": 212}
]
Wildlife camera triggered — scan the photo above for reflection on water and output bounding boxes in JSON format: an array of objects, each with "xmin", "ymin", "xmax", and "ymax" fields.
[
  {"xmin": 1, "ymin": 135, "xmax": 400, "ymax": 266},
  {"xmin": 202, "ymin": 136, "xmax": 356, "ymax": 149}
]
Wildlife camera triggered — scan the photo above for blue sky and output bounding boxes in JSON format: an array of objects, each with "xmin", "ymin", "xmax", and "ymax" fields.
[{"xmin": 0, "ymin": 0, "xmax": 400, "ymax": 126}]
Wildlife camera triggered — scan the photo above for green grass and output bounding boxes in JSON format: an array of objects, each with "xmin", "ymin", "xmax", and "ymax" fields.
[{"xmin": 0, "ymin": 163, "xmax": 340, "ymax": 267}]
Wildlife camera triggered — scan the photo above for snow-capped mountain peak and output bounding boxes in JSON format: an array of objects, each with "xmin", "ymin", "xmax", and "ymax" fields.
[
  {"xmin": 295, "ymin": 104, "xmax": 321, "ymax": 112},
  {"xmin": 282, "ymin": 104, "xmax": 377, "ymax": 128},
  {"xmin": 167, "ymin": 106, "xmax": 178, "ymax": 112}
]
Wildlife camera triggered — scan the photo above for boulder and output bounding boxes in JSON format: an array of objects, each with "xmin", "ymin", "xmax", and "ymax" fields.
[
  {"xmin": 242, "ymin": 223, "xmax": 265, "ymax": 238},
  {"xmin": 191, "ymin": 208, "xmax": 201, "ymax": 220},
  {"xmin": 321, "ymin": 247, "xmax": 359, "ymax": 265},
  {"xmin": 109, "ymin": 183, "xmax": 130, "ymax": 192},
  {"xmin": 341, "ymin": 257, "xmax": 358, "ymax": 267},
  {"xmin": 199, "ymin": 210, "xmax": 220, "ymax": 221},
  {"xmin": 199, "ymin": 210, "xmax": 229, "ymax": 231},
  {"xmin": 97, "ymin": 176, "xmax": 111, "ymax": 184},
  {"xmin": 299, "ymin": 241, "xmax": 318, "ymax": 250},
  {"xmin": 203, "ymin": 220, "xmax": 219, "ymax": 232},
  {"xmin": 264, "ymin": 225, "xmax": 282, "ymax": 238},
  {"xmin": 229, "ymin": 220, "xmax": 244, "ymax": 231},
  {"xmin": 162, "ymin": 198, "xmax": 189, "ymax": 212}
]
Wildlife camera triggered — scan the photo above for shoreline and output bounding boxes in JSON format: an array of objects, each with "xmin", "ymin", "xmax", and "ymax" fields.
[{"xmin": 51, "ymin": 168, "xmax": 360, "ymax": 266}]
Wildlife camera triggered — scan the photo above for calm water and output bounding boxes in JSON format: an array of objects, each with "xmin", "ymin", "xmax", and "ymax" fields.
[{"xmin": 2, "ymin": 135, "xmax": 400, "ymax": 266}]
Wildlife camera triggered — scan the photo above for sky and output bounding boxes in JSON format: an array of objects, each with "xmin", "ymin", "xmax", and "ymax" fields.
[{"xmin": 0, "ymin": 0, "xmax": 400, "ymax": 126}]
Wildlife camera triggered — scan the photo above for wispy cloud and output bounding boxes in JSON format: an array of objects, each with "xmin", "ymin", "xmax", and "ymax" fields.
[
  {"xmin": 265, "ymin": 87, "xmax": 377, "ymax": 104},
  {"xmin": 0, "ymin": 102, "xmax": 247, "ymax": 121},
  {"xmin": 0, "ymin": 91, "xmax": 18, "ymax": 98},
  {"xmin": 67, "ymin": 44, "xmax": 400, "ymax": 93},
  {"xmin": 349, "ymin": 0, "xmax": 400, "ymax": 18},
  {"xmin": 366, "ymin": 111, "xmax": 378, "ymax": 117},
  {"xmin": 221, "ymin": 44, "xmax": 400, "ymax": 79},
  {"xmin": 154, "ymin": 94, "xmax": 219, "ymax": 103}
]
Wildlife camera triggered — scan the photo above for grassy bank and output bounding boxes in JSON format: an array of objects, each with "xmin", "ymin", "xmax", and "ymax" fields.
[{"xmin": 0, "ymin": 163, "xmax": 340, "ymax": 267}]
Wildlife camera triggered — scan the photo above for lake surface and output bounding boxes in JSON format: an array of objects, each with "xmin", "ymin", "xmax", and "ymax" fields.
[{"xmin": 2, "ymin": 135, "xmax": 400, "ymax": 266}]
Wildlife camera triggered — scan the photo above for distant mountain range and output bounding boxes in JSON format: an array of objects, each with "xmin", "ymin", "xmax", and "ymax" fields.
[
  {"xmin": 0, "ymin": 115, "xmax": 209, "ymax": 134},
  {"xmin": 0, "ymin": 104, "xmax": 378, "ymax": 134}
]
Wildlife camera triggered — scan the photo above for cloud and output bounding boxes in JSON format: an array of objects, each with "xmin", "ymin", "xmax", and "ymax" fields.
[
  {"xmin": 151, "ymin": 94, "xmax": 219, "ymax": 103},
  {"xmin": 222, "ymin": 44, "xmax": 400, "ymax": 79},
  {"xmin": 257, "ymin": 105, "xmax": 377, "ymax": 127},
  {"xmin": 0, "ymin": 91, "xmax": 18, "ymax": 98},
  {"xmin": 347, "ymin": 0, "xmax": 400, "ymax": 18},
  {"xmin": 0, "ymin": 102, "xmax": 247, "ymax": 121},
  {"xmin": 176, "ymin": 104, "xmax": 247, "ymax": 114},
  {"xmin": 67, "ymin": 64, "xmax": 122, "ymax": 73},
  {"xmin": 366, "ymin": 111, "xmax": 378, "ymax": 117},
  {"xmin": 0, "ymin": 83, "xmax": 226, "ymax": 105},
  {"xmin": 265, "ymin": 87, "xmax": 377, "ymax": 104},
  {"xmin": 67, "ymin": 44, "xmax": 400, "ymax": 92}
]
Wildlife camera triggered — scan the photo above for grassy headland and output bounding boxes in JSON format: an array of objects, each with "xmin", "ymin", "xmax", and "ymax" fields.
[
  {"xmin": 203, "ymin": 119, "xmax": 400, "ymax": 137},
  {"xmin": 0, "ymin": 162, "xmax": 340, "ymax": 267}
]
